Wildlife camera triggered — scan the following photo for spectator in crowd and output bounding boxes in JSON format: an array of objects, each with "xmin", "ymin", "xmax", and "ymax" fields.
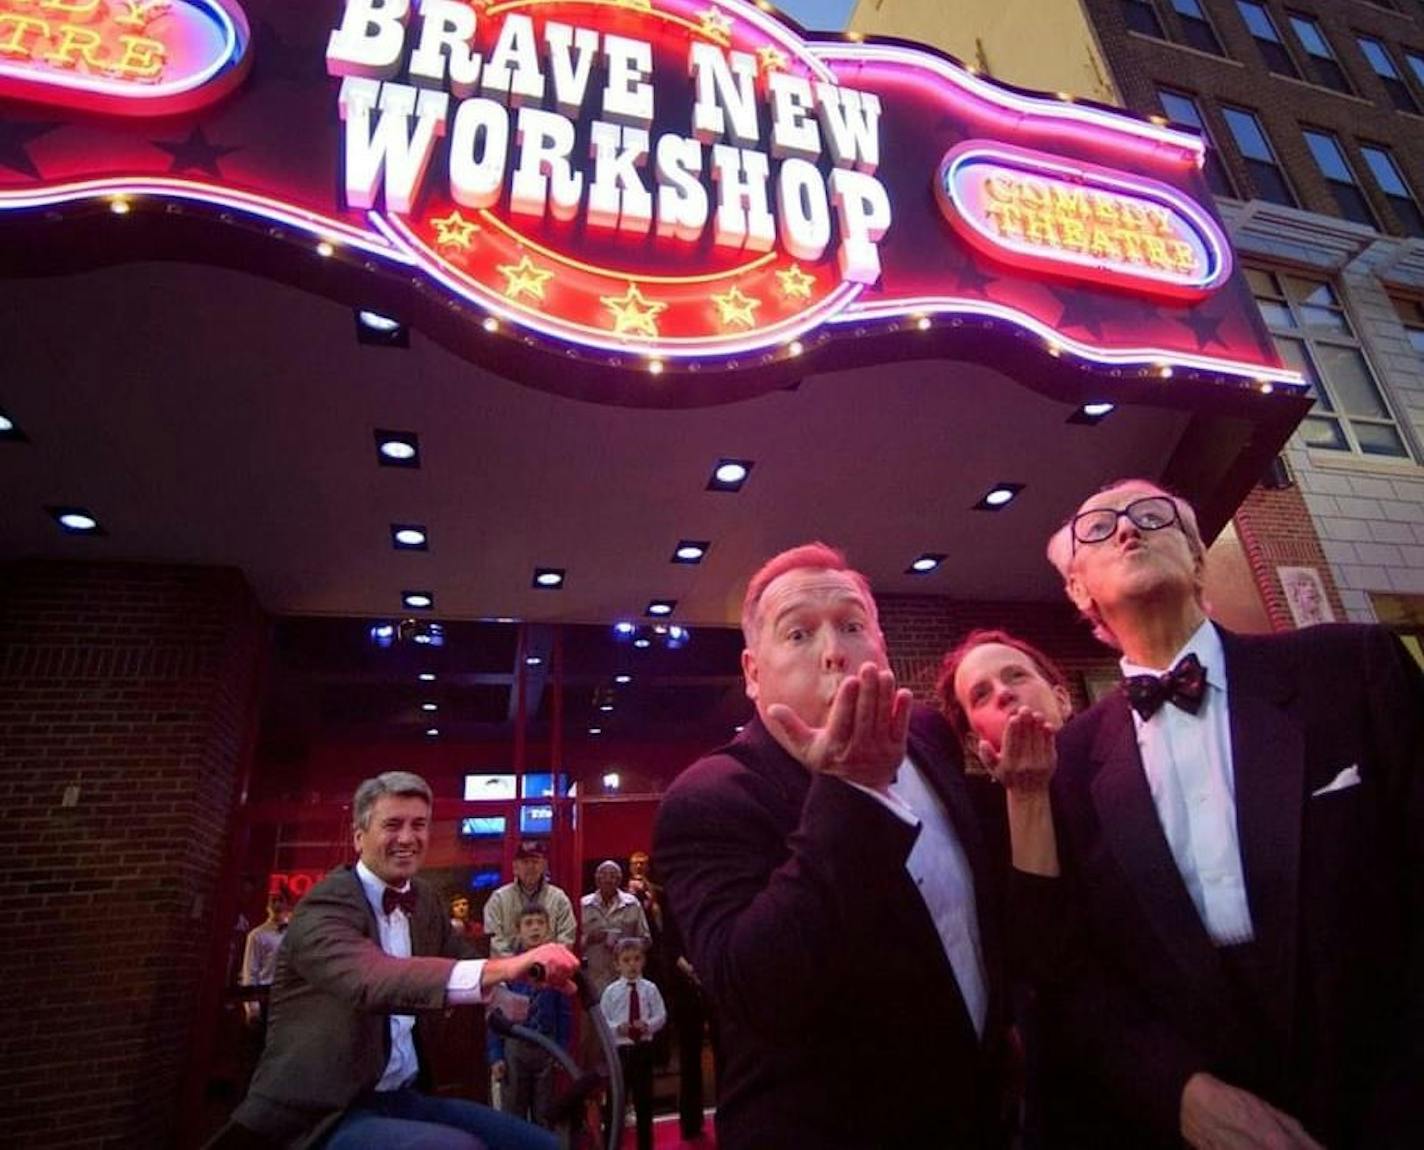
[
  {"xmin": 1042, "ymin": 478, "xmax": 1424, "ymax": 1148},
  {"xmin": 483, "ymin": 841, "xmax": 576, "ymax": 957},
  {"xmin": 487, "ymin": 906, "xmax": 572, "ymax": 1131},
  {"xmin": 600, "ymin": 938, "xmax": 666, "ymax": 1150},
  {"xmin": 579, "ymin": 860, "xmax": 650, "ymax": 996},
  {"xmin": 240, "ymin": 884, "xmax": 295, "ymax": 1028}
]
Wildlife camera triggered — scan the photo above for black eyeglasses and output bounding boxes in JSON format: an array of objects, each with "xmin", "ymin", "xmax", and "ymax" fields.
[{"xmin": 1070, "ymin": 496, "xmax": 1180, "ymax": 552}]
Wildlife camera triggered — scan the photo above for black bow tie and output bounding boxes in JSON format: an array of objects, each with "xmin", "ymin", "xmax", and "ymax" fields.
[
  {"xmin": 382, "ymin": 886, "xmax": 418, "ymax": 918},
  {"xmin": 1123, "ymin": 653, "xmax": 1208, "ymax": 720}
]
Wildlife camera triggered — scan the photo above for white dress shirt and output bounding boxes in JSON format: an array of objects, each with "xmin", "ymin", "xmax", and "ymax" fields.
[
  {"xmin": 599, "ymin": 976, "xmax": 667, "ymax": 1047},
  {"xmin": 853, "ymin": 758, "xmax": 989, "ymax": 1036},
  {"xmin": 354, "ymin": 861, "xmax": 488, "ymax": 1092},
  {"xmin": 1121, "ymin": 620, "xmax": 1255, "ymax": 946}
]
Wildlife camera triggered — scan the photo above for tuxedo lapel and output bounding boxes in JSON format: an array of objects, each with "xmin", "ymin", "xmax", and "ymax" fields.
[
  {"xmin": 1221, "ymin": 631, "xmax": 1303, "ymax": 1048},
  {"xmin": 1088, "ymin": 694, "xmax": 1232, "ymax": 1011}
]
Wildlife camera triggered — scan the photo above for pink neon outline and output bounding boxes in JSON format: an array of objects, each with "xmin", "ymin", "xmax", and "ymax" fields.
[
  {"xmin": 811, "ymin": 42, "xmax": 1204, "ymax": 160},
  {"xmin": 940, "ymin": 142, "xmax": 1232, "ymax": 295},
  {"xmin": 0, "ymin": 0, "xmax": 245, "ymax": 103},
  {"xmin": 374, "ymin": 210, "xmax": 862, "ymax": 358},
  {"xmin": 830, "ymin": 296, "xmax": 1304, "ymax": 387},
  {"xmin": 0, "ymin": 177, "xmax": 412, "ymax": 262},
  {"xmin": 657, "ymin": 0, "xmax": 837, "ymax": 84}
]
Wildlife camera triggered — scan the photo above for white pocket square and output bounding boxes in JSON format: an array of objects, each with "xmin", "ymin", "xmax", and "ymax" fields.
[{"xmin": 1311, "ymin": 764, "xmax": 1361, "ymax": 797}]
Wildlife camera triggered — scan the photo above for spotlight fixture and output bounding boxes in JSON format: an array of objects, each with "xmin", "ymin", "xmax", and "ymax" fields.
[
  {"xmin": 613, "ymin": 622, "xmax": 637, "ymax": 636},
  {"xmin": 47, "ymin": 506, "xmax": 104, "ymax": 535},
  {"xmin": 974, "ymin": 484, "xmax": 1024, "ymax": 511},
  {"xmin": 646, "ymin": 599, "xmax": 676, "ymax": 617},
  {"xmin": 1068, "ymin": 402, "xmax": 1116, "ymax": 425},
  {"xmin": 633, "ymin": 638, "xmax": 652, "ymax": 649},
  {"xmin": 707, "ymin": 458, "xmax": 753, "ymax": 492},
  {"xmin": 355, "ymin": 309, "xmax": 410, "ymax": 348},
  {"xmin": 391, "ymin": 524, "xmax": 428, "ymax": 551},
  {"xmin": 374, "ymin": 430, "xmax": 420, "ymax": 468},
  {"xmin": 0, "ymin": 408, "xmax": 27, "ymax": 442},
  {"xmin": 532, "ymin": 567, "xmax": 565, "ymax": 589},
  {"xmin": 907, "ymin": 553, "xmax": 946, "ymax": 574},
  {"xmin": 672, "ymin": 540, "xmax": 709, "ymax": 564},
  {"xmin": 403, "ymin": 590, "xmax": 434, "ymax": 610}
]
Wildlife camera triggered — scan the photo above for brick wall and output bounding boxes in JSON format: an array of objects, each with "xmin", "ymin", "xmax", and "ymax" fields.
[
  {"xmin": 0, "ymin": 560, "xmax": 265, "ymax": 1149},
  {"xmin": 1234, "ymin": 481, "xmax": 1349, "ymax": 629}
]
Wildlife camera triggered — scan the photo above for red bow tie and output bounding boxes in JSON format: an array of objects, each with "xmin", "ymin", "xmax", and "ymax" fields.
[
  {"xmin": 382, "ymin": 886, "xmax": 418, "ymax": 918},
  {"xmin": 1123, "ymin": 653, "xmax": 1207, "ymax": 720}
]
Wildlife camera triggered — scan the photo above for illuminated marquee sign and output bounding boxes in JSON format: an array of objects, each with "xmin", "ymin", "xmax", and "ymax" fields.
[
  {"xmin": 0, "ymin": 0, "xmax": 250, "ymax": 115},
  {"xmin": 0, "ymin": 0, "xmax": 1303, "ymax": 395},
  {"xmin": 938, "ymin": 143, "xmax": 1230, "ymax": 299}
]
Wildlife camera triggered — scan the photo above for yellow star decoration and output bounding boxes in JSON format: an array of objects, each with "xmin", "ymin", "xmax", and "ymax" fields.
[
  {"xmin": 430, "ymin": 210, "xmax": 478, "ymax": 251},
  {"xmin": 496, "ymin": 255, "xmax": 554, "ymax": 304},
  {"xmin": 756, "ymin": 45, "xmax": 788, "ymax": 75},
  {"xmin": 601, "ymin": 283, "xmax": 667, "ymax": 339},
  {"xmin": 711, "ymin": 285, "xmax": 762, "ymax": 329},
  {"xmin": 113, "ymin": 0, "xmax": 170, "ymax": 30},
  {"xmin": 697, "ymin": 6, "xmax": 733, "ymax": 44},
  {"xmin": 775, "ymin": 263, "xmax": 816, "ymax": 301}
]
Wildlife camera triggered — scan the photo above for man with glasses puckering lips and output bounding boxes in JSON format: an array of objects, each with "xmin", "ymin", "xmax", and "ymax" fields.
[{"xmin": 1038, "ymin": 479, "xmax": 1424, "ymax": 1150}]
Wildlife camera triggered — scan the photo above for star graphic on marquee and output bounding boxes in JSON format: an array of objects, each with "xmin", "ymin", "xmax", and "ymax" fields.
[
  {"xmin": 775, "ymin": 263, "xmax": 816, "ymax": 301},
  {"xmin": 601, "ymin": 283, "xmax": 667, "ymax": 339},
  {"xmin": 113, "ymin": 0, "xmax": 170, "ymax": 30},
  {"xmin": 1048, "ymin": 286, "xmax": 1106, "ymax": 340},
  {"xmin": 152, "ymin": 126, "xmax": 242, "ymax": 178},
  {"xmin": 711, "ymin": 285, "xmax": 762, "ymax": 328},
  {"xmin": 1175, "ymin": 308, "xmax": 1229, "ymax": 350},
  {"xmin": 697, "ymin": 6, "xmax": 733, "ymax": 43},
  {"xmin": 756, "ymin": 45, "xmax": 789, "ymax": 75},
  {"xmin": 430, "ymin": 210, "xmax": 478, "ymax": 251},
  {"xmin": 0, "ymin": 121, "xmax": 58, "ymax": 179},
  {"xmin": 497, "ymin": 254, "xmax": 554, "ymax": 304},
  {"xmin": 950, "ymin": 259, "xmax": 995, "ymax": 295}
]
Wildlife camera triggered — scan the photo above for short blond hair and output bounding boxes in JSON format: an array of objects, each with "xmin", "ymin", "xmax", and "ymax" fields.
[{"xmin": 740, "ymin": 542, "xmax": 879, "ymax": 647}]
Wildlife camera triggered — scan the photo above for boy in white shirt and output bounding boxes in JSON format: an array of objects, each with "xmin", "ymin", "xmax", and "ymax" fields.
[{"xmin": 599, "ymin": 938, "xmax": 666, "ymax": 1150}]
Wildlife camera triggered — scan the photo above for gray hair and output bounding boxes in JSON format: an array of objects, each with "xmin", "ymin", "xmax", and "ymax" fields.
[
  {"xmin": 595, "ymin": 860, "xmax": 622, "ymax": 879},
  {"xmin": 1046, "ymin": 478, "xmax": 1206, "ymax": 651},
  {"xmin": 352, "ymin": 771, "xmax": 434, "ymax": 831}
]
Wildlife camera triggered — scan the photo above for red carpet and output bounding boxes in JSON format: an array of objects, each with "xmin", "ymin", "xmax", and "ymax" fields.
[{"xmin": 616, "ymin": 1110, "xmax": 716, "ymax": 1149}]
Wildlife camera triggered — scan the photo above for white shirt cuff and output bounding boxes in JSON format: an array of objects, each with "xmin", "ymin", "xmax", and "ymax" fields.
[
  {"xmin": 445, "ymin": 959, "xmax": 486, "ymax": 1004},
  {"xmin": 843, "ymin": 779, "xmax": 919, "ymax": 826}
]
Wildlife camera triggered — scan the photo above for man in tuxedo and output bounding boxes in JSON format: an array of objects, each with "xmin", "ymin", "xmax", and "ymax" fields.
[
  {"xmin": 1043, "ymin": 479, "xmax": 1424, "ymax": 1148},
  {"xmin": 652, "ymin": 543, "xmax": 1014, "ymax": 1150},
  {"xmin": 226, "ymin": 771, "xmax": 579, "ymax": 1150}
]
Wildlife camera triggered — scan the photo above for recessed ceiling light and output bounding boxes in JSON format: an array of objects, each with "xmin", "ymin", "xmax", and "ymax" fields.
[
  {"xmin": 672, "ymin": 540, "xmax": 709, "ymax": 564},
  {"xmin": 425, "ymin": 727, "xmax": 440, "ymax": 737},
  {"xmin": 614, "ymin": 674, "xmax": 632, "ymax": 684},
  {"xmin": 525, "ymin": 655, "xmax": 543, "ymax": 666},
  {"xmin": 613, "ymin": 622, "xmax": 636, "ymax": 636},
  {"xmin": 355, "ymin": 310, "xmax": 410, "ymax": 347},
  {"xmin": 1068, "ymin": 402, "xmax": 1116, "ymax": 425},
  {"xmin": 418, "ymin": 672, "xmax": 436, "ymax": 682},
  {"xmin": 0, "ymin": 408, "xmax": 27, "ymax": 442},
  {"xmin": 375, "ymin": 430, "xmax": 420, "ymax": 468},
  {"xmin": 633, "ymin": 637, "xmax": 651, "ymax": 649},
  {"xmin": 646, "ymin": 599, "xmax": 676, "ymax": 617},
  {"xmin": 907, "ymin": 553, "xmax": 946, "ymax": 574},
  {"xmin": 974, "ymin": 484, "xmax": 1024, "ymax": 510},
  {"xmin": 589, "ymin": 727, "xmax": 603, "ymax": 736},
  {"xmin": 391, "ymin": 524, "xmax": 428, "ymax": 550},
  {"xmin": 533, "ymin": 567, "xmax": 565, "ymax": 589},
  {"xmin": 403, "ymin": 590, "xmax": 434, "ymax": 610},
  {"xmin": 707, "ymin": 458, "xmax": 753, "ymax": 491},
  {"xmin": 599, "ymin": 703, "xmax": 614, "ymax": 712},
  {"xmin": 421, "ymin": 702, "xmax": 438, "ymax": 712},
  {"xmin": 47, "ymin": 506, "xmax": 104, "ymax": 535}
]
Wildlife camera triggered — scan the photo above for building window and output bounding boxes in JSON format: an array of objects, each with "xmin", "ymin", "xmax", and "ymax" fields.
[
  {"xmin": 1158, "ymin": 88, "xmax": 1237, "ymax": 197},
  {"xmin": 1406, "ymin": 51, "xmax": 1424, "ymax": 94},
  {"xmin": 1249, "ymin": 268, "xmax": 1410, "ymax": 458},
  {"xmin": 1222, "ymin": 106, "xmax": 1296, "ymax": 205},
  {"xmin": 1361, "ymin": 144, "xmax": 1424, "ymax": 237},
  {"xmin": 1287, "ymin": 12, "xmax": 1353, "ymax": 92},
  {"xmin": 1357, "ymin": 36, "xmax": 1421, "ymax": 112},
  {"xmin": 1122, "ymin": 0, "xmax": 1166, "ymax": 37},
  {"xmin": 1393, "ymin": 295, "xmax": 1424, "ymax": 358},
  {"xmin": 1303, "ymin": 130, "xmax": 1378, "ymax": 227},
  {"xmin": 1236, "ymin": 1, "xmax": 1300, "ymax": 77},
  {"xmin": 1170, "ymin": 0, "xmax": 1224, "ymax": 54}
]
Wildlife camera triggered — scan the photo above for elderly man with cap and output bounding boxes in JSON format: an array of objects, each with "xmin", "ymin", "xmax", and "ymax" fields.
[
  {"xmin": 579, "ymin": 860, "xmax": 651, "ymax": 997},
  {"xmin": 483, "ymin": 841, "xmax": 576, "ymax": 958}
]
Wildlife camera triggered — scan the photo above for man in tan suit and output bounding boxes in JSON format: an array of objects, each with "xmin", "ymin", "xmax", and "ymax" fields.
[{"xmin": 225, "ymin": 771, "xmax": 578, "ymax": 1149}]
